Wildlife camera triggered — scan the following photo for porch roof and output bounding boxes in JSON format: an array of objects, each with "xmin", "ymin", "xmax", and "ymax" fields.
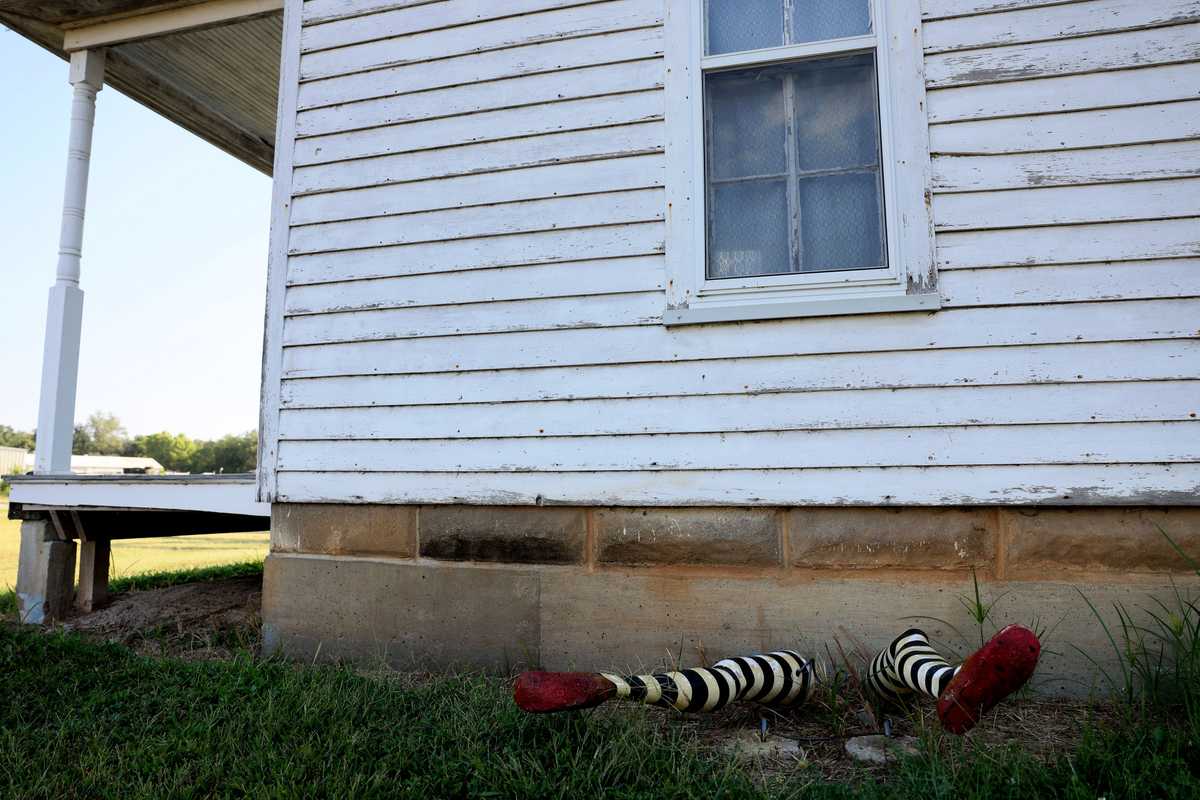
[{"xmin": 0, "ymin": 0, "xmax": 280, "ymax": 173}]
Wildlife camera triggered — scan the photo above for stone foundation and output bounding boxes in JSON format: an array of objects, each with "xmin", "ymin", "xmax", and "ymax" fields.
[{"xmin": 262, "ymin": 505, "xmax": 1200, "ymax": 694}]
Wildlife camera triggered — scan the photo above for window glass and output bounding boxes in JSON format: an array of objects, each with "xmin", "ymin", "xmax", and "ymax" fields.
[
  {"xmin": 791, "ymin": 0, "xmax": 872, "ymax": 44},
  {"xmin": 705, "ymin": 53, "xmax": 886, "ymax": 278},
  {"xmin": 797, "ymin": 171, "xmax": 885, "ymax": 270},
  {"xmin": 791, "ymin": 55, "xmax": 879, "ymax": 172},
  {"xmin": 707, "ymin": 0, "xmax": 871, "ymax": 54},
  {"xmin": 709, "ymin": 180, "xmax": 792, "ymax": 279},
  {"xmin": 706, "ymin": 0, "xmax": 784, "ymax": 55},
  {"xmin": 707, "ymin": 72, "xmax": 787, "ymax": 179}
]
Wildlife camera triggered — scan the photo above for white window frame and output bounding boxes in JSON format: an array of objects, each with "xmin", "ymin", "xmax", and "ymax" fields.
[{"xmin": 663, "ymin": 0, "xmax": 939, "ymax": 325}]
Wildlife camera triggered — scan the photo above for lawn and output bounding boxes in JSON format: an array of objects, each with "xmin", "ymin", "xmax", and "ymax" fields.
[
  {"xmin": 2, "ymin": 551, "xmax": 1199, "ymax": 797},
  {"xmin": 0, "ymin": 499, "xmax": 268, "ymax": 595},
  {"xmin": 1, "ymin": 619, "xmax": 1198, "ymax": 799}
]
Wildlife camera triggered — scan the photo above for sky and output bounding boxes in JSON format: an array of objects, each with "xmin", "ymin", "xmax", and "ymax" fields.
[{"xmin": 0, "ymin": 27, "xmax": 272, "ymax": 441}]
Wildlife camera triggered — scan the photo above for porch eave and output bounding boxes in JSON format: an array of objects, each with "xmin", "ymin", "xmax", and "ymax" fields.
[{"xmin": 0, "ymin": 0, "xmax": 279, "ymax": 174}]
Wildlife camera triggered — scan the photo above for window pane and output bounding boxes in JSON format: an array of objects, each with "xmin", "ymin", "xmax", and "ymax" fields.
[
  {"xmin": 708, "ymin": 180, "xmax": 791, "ymax": 279},
  {"xmin": 703, "ymin": 54, "xmax": 886, "ymax": 279},
  {"xmin": 797, "ymin": 171, "xmax": 885, "ymax": 271},
  {"xmin": 707, "ymin": 0, "xmax": 784, "ymax": 55},
  {"xmin": 792, "ymin": 53, "xmax": 879, "ymax": 172},
  {"xmin": 706, "ymin": 71, "xmax": 787, "ymax": 180},
  {"xmin": 791, "ymin": 0, "xmax": 872, "ymax": 43}
]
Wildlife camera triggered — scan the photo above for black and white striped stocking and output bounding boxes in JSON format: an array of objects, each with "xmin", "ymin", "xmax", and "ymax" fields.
[
  {"xmin": 600, "ymin": 650, "xmax": 818, "ymax": 712},
  {"xmin": 865, "ymin": 628, "xmax": 960, "ymax": 704}
]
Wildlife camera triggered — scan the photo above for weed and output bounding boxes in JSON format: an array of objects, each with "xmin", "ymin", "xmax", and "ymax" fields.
[
  {"xmin": 0, "ymin": 467, "xmax": 23, "ymax": 497},
  {"xmin": 1074, "ymin": 525, "xmax": 1200, "ymax": 731},
  {"xmin": 957, "ymin": 567, "xmax": 1010, "ymax": 648}
]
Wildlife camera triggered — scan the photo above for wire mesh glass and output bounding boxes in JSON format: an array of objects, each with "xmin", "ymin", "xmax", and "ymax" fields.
[
  {"xmin": 706, "ymin": 0, "xmax": 871, "ymax": 54},
  {"xmin": 792, "ymin": 0, "xmax": 872, "ymax": 44},
  {"xmin": 709, "ymin": 180, "xmax": 793, "ymax": 278},
  {"xmin": 706, "ymin": 71, "xmax": 787, "ymax": 180},
  {"xmin": 797, "ymin": 171, "xmax": 885, "ymax": 270},
  {"xmin": 705, "ymin": 53, "xmax": 886, "ymax": 279},
  {"xmin": 706, "ymin": 0, "xmax": 784, "ymax": 55}
]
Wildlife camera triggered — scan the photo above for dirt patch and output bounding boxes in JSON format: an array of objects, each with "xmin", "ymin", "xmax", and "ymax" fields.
[
  {"xmin": 65, "ymin": 575, "xmax": 262, "ymax": 660},
  {"xmin": 673, "ymin": 685, "xmax": 1116, "ymax": 785}
]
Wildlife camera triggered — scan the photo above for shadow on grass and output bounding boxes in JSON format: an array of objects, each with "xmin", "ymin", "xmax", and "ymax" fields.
[{"xmin": 0, "ymin": 560, "xmax": 264, "ymax": 621}]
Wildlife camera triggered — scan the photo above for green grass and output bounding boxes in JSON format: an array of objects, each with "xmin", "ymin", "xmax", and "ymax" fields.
[
  {"xmin": 0, "ymin": 627, "xmax": 766, "ymax": 800},
  {"xmin": 0, "ymin": 560, "xmax": 263, "ymax": 621},
  {"xmin": 1080, "ymin": 527, "xmax": 1200, "ymax": 717},
  {"xmin": 0, "ymin": 625, "xmax": 1198, "ymax": 799},
  {"xmin": 98, "ymin": 559, "xmax": 263, "ymax": 593},
  {"xmin": 2, "ymin": 549, "xmax": 1200, "ymax": 798}
]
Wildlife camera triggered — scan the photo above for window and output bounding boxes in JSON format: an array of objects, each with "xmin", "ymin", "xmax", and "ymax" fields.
[{"xmin": 664, "ymin": 0, "xmax": 938, "ymax": 324}]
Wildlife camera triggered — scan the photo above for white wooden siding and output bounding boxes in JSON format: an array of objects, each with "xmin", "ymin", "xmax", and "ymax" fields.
[
  {"xmin": 295, "ymin": 59, "xmax": 664, "ymax": 137},
  {"xmin": 298, "ymin": 0, "xmax": 663, "ymax": 79},
  {"xmin": 297, "ymin": 27, "xmax": 664, "ymax": 109},
  {"xmin": 273, "ymin": 464, "xmax": 1200, "ymax": 506},
  {"xmin": 926, "ymin": 61, "xmax": 1200, "ymax": 123},
  {"xmin": 291, "ymin": 121, "xmax": 666, "ymax": 195},
  {"xmin": 277, "ymin": 382, "xmax": 1199, "ymax": 439},
  {"xmin": 293, "ymin": 90, "xmax": 665, "ymax": 165},
  {"xmin": 280, "ymin": 300, "xmax": 1197, "ymax": 376},
  {"xmin": 265, "ymin": 0, "xmax": 1200, "ymax": 506},
  {"xmin": 929, "ymin": 101, "xmax": 1200, "ymax": 154},
  {"xmin": 280, "ymin": 340, "xmax": 1200, "ymax": 408}
]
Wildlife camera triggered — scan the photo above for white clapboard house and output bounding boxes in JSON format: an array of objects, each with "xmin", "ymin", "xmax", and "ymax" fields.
[{"xmin": 7, "ymin": 0, "xmax": 1198, "ymax": 687}]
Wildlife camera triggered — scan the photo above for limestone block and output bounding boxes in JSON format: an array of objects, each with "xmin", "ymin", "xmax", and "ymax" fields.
[
  {"xmin": 419, "ymin": 506, "xmax": 585, "ymax": 564},
  {"xmin": 789, "ymin": 508, "xmax": 994, "ymax": 570},
  {"xmin": 595, "ymin": 508, "xmax": 780, "ymax": 566},
  {"xmin": 271, "ymin": 504, "xmax": 416, "ymax": 558},
  {"xmin": 1003, "ymin": 507, "xmax": 1200, "ymax": 574}
]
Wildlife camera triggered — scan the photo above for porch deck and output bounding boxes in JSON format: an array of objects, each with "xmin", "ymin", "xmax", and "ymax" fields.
[
  {"xmin": 7, "ymin": 475, "xmax": 269, "ymax": 619},
  {"xmin": 7, "ymin": 474, "xmax": 267, "ymax": 519}
]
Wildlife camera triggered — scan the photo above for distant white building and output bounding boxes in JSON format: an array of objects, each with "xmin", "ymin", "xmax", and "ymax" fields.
[
  {"xmin": 0, "ymin": 446, "xmax": 27, "ymax": 475},
  {"xmin": 20, "ymin": 453, "xmax": 164, "ymax": 476}
]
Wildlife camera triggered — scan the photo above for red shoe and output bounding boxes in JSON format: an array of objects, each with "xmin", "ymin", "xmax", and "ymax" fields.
[
  {"xmin": 937, "ymin": 625, "xmax": 1041, "ymax": 734},
  {"xmin": 514, "ymin": 672, "xmax": 616, "ymax": 713}
]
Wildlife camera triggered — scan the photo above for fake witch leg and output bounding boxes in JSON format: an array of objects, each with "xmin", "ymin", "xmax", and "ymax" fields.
[
  {"xmin": 866, "ymin": 624, "xmax": 1041, "ymax": 734},
  {"xmin": 515, "ymin": 650, "xmax": 819, "ymax": 714},
  {"xmin": 865, "ymin": 628, "xmax": 960, "ymax": 705}
]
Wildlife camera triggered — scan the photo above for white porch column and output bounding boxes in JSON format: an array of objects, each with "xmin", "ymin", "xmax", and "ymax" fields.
[
  {"xmin": 34, "ymin": 48, "xmax": 105, "ymax": 474},
  {"xmin": 18, "ymin": 49, "xmax": 105, "ymax": 623}
]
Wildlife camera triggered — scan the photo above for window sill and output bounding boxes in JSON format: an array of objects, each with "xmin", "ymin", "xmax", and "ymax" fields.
[{"xmin": 662, "ymin": 292, "xmax": 941, "ymax": 326}]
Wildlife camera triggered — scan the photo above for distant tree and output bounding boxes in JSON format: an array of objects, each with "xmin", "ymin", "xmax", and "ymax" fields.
[
  {"xmin": 0, "ymin": 425, "xmax": 35, "ymax": 451},
  {"xmin": 7, "ymin": 415, "xmax": 257, "ymax": 474},
  {"xmin": 84, "ymin": 412, "xmax": 127, "ymax": 455},
  {"xmin": 190, "ymin": 431, "xmax": 257, "ymax": 474},
  {"xmin": 73, "ymin": 424, "xmax": 94, "ymax": 455},
  {"xmin": 129, "ymin": 432, "xmax": 197, "ymax": 472},
  {"xmin": 71, "ymin": 412, "xmax": 128, "ymax": 455}
]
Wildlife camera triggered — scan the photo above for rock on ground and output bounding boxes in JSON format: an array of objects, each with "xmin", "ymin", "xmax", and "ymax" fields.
[{"xmin": 844, "ymin": 735, "xmax": 919, "ymax": 765}]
